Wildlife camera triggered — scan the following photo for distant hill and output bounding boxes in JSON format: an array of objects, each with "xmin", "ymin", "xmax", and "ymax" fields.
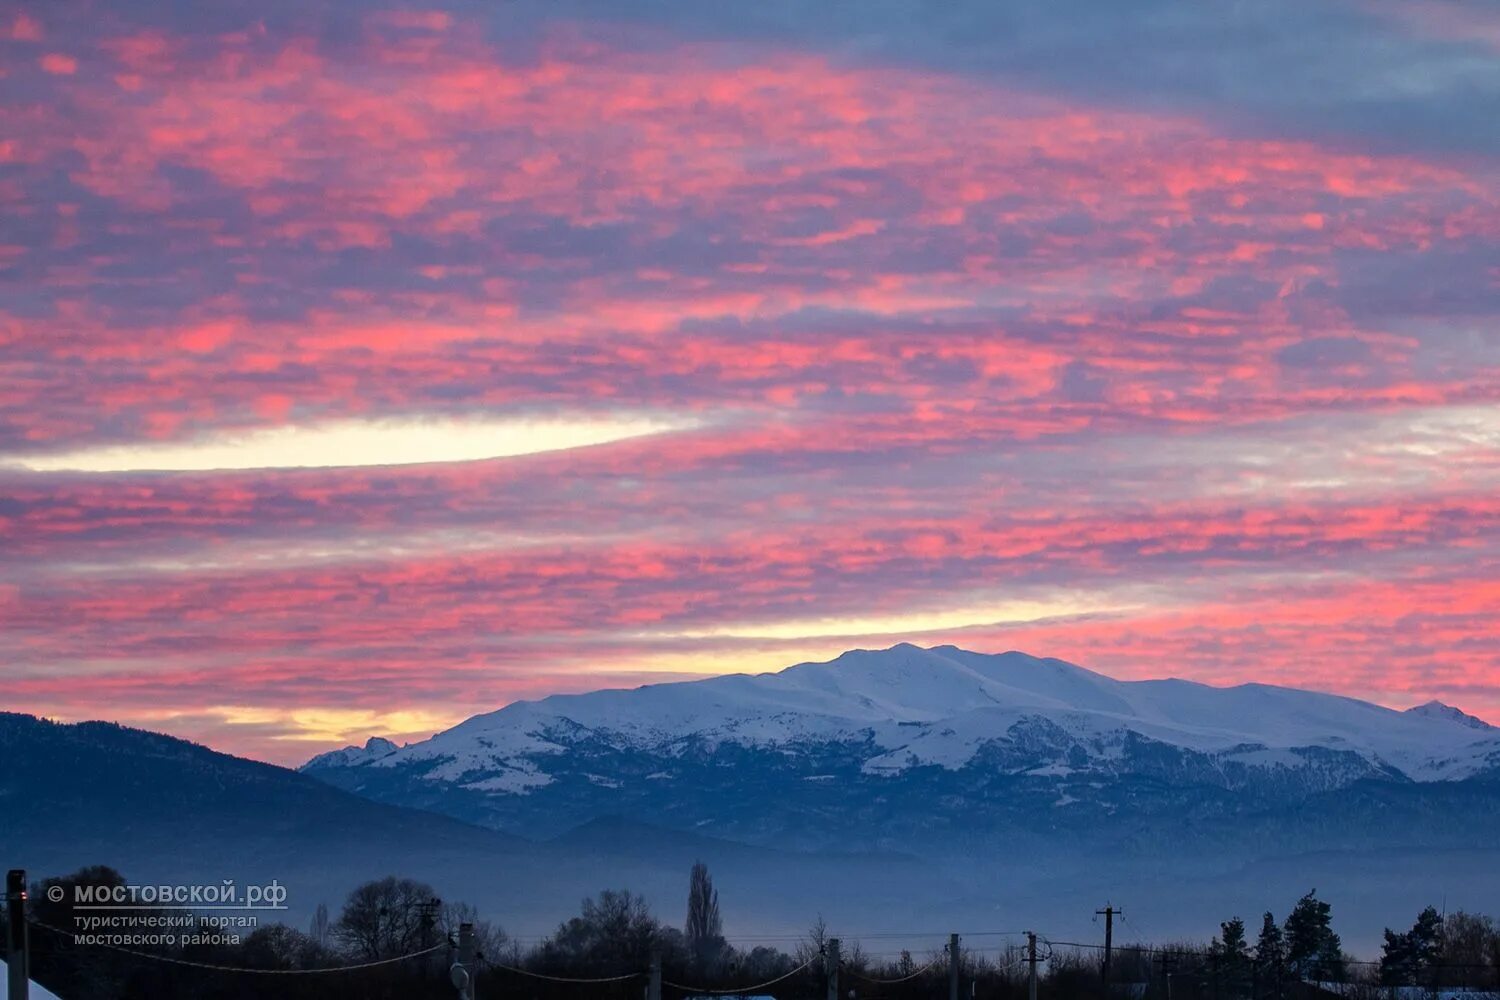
[
  {"xmin": 0, "ymin": 711, "xmax": 938, "ymax": 942},
  {"xmin": 0, "ymin": 711, "xmax": 534, "ymax": 921}
]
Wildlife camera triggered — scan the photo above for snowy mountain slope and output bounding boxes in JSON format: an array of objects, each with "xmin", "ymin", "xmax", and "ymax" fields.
[
  {"xmin": 1405, "ymin": 700, "xmax": 1496, "ymax": 730},
  {"xmin": 307, "ymin": 644, "xmax": 1500, "ymax": 788},
  {"xmin": 300, "ymin": 645, "xmax": 1500, "ymax": 857},
  {"xmin": 303, "ymin": 735, "xmax": 398, "ymax": 770}
]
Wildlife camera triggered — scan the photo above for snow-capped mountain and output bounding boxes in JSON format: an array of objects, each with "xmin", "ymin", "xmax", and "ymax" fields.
[
  {"xmin": 302, "ymin": 644, "xmax": 1500, "ymax": 854},
  {"xmin": 303, "ymin": 735, "xmax": 399, "ymax": 770},
  {"xmin": 1404, "ymin": 700, "xmax": 1496, "ymax": 731}
]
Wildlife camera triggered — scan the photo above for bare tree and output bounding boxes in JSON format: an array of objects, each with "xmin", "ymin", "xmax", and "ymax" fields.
[
  {"xmin": 1442, "ymin": 912, "xmax": 1500, "ymax": 989},
  {"xmin": 537, "ymin": 889, "xmax": 668, "ymax": 975},
  {"xmin": 442, "ymin": 901, "xmax": 509, "ymax": 965},
  {"xmin": 333, "ymin": 876, "xmax": 440, "ymax": 960},
  {"xmin": 242, "ymin": 925, "xmax": 320, "ymax": 970},
  {"xmin": 796, "ymin": 915, "xmax": 830, "ymax": 966}
]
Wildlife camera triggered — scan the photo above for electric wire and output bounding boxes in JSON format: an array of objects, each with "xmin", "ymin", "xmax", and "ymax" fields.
[
  {"xmin": 485, "ymin": 960, "xmax": 642, "ymax": 984},
  {"xmin": 662, "ymin": 954, "xmax": 818, "ymax": 993},
  {"xmin": 846, "ymin": 956, "xmax": 945, "ymax": 984},
  {"xmin": 28, "ymin": 919, "xmax": 445, "ymax": 975}
]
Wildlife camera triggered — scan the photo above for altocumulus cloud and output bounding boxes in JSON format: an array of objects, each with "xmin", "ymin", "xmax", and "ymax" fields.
[{"xmin": 0, "ymin": 0, "xmax": 1497, "ymax": 762}]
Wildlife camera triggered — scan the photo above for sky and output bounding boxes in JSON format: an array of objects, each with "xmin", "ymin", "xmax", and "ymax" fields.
[{"xmin": 1, "ymin": 0, "xmax": 1497, "ymax": 765}]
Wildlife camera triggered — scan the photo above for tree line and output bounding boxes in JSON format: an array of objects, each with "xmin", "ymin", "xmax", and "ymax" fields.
[
  {"xmin": 5, "ymin": 864, "xmax": 1499, "ymax": 999},
  {"xmin": 1079, "ymin": 891, "xmax": 1500, "ymax": 1000}
]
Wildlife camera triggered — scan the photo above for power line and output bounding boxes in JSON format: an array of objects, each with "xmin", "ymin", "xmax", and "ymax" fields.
[
  {"xmin": 729, "ymin": 929, "xmax": 1028, "ymax": 940},
  {"xmin": 662, "ymin": 954, "xmax": 818, "ymax": 993},
  {"xmin": 1043, "ymin": 936, "xmax": 1499, "ymax": 973},
  {"xmin": 485, "ymin": 960, "xmax": 641, "ymax": 984},
  {"xmin": 847, "ymin": 957, "xmax": 945, "ymax": 984},
  {"xmin": 1118, "ymin": 909, "xmax": 1157, "ymax": 947},
  {"xmin": 36, "ymin": 915, "xmax": 1500, "ymax": 981},
  {"xmin": 28, "ymin": 919, "xmax": 444, "ymax": 975}
]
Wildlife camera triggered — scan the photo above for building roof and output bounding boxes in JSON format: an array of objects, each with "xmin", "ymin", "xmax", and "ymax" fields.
[{"xmin": 0, "ymin": 959, "xmax": 65, "ymax": 1000}]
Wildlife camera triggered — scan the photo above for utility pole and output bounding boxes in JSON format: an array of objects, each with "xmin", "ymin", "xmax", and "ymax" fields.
[
  {"xmin": 6, "ymin": 870, "xmax": 27, "ymax": 1000},
  {"xmin": 949, "ymin": 933, "xmax": 960, "ymax": 1000},
  {"xmin": 1027, "ymin": 932, "xmax": 1039, "ymax": 1000},
  {"xmin": 1156, "ymin": 951, "xmax": 1178, "ymax": 1000},
  {"xmin": 449, "ymin": 922, "xmax": 476, "ymax": 1000},
  {"xmin": 648, "ymin": 949, "xmax": 661, "ymax": 1000},
  {"xmin": 1096, "ymin": 905, "xmax": 1120, "ymax": 986},
  {"xmin": 418, "ymin": 896, "xmax": 441, "ymax": 980},
  {"xmin": 826, "ymin": 937, "xmax": 840, "ymax": 1000}
]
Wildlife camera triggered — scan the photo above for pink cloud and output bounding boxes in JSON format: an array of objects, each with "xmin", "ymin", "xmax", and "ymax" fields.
[
  {"xmin": 1, "ymin": 11, "xmax": 1497, "ymax": 760},
  {"xmin": 6, "ymin": 12, "xmax": 42, "ymax": 41},
  {"xmin": 39, "ymin": 52, "xmax": 76, "ymax": 74}
]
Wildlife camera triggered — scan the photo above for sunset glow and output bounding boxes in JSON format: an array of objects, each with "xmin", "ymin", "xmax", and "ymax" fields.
[{"xmin": 2, "ymin": 0, "xmax": 1497, "ymax": 763}]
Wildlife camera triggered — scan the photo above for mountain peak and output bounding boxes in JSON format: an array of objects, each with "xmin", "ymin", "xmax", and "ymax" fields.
[
  {"xmin": 772, "ymin": 644, "xmax": 1120, "ymax": 721},
  {"xmin": 304, "ymin": 735, "xmax": 399, "ymax": 770},
  {"xmin": 1404, "ymin": 700, "xmax": 1494, "ymax": 730}
]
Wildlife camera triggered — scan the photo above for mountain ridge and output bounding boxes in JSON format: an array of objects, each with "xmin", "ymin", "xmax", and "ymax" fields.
[
  {"xmin": 297, "ymin": 644, "xmax": 1500, "ymax": 864},
  {"xmin": 8, "ymin": 658, "xmax": 1500, "ymax": 952},
  {"xmin": 0, "ymin": 710, "xmax": 951, "ymax": 939},
  {"xmin": 303, "ymin": 643, "xmax": 1500, "ymax": 786}
]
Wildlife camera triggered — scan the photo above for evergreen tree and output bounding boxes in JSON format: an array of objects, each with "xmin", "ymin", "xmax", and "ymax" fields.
[
  {"xmin": 1408, "ymin": 905, "xmax": 1444, "ymax": 973},
  {"xmin": 308, "ymin": 902, "xmax": 330, "ymax": 949},
  {"xmin": 1380, "ymin": 927, "xmax": 1414, "ymax": 986},
  {"xmin": 1254, "ymin": 910, "xmax": 1286, "ymax": 999},
  {"xmin": 1382, "ymin": 906, "xmax": 1443, "ymax": 986},
  {"xmin": 1217, "ymin": 917, "xmax": 1251, "ymax": 999},
  {"xmin": 684, "ymin": 860, "xmax": 724, "ymax": 967},
  {"xmin": 1284, "ymin": 890, "xmax": 1344, "ymax": 982}
]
